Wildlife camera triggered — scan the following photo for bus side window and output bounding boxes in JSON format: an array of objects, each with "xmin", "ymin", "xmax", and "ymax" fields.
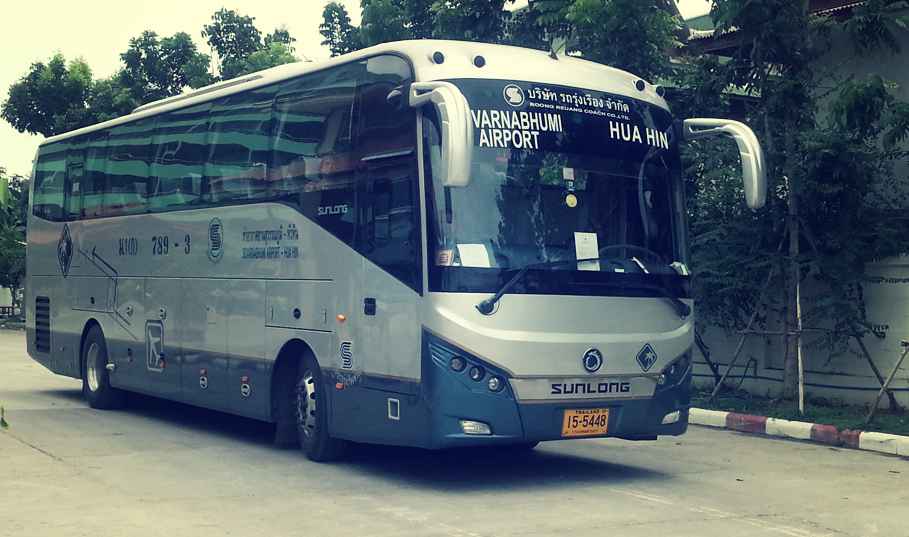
[
  {"xmin": 354, "ymin": 54, "xmax": 420, "ymax": 291},
  {"xmin": 32, "ymin": 142, "xmax": 68, "ymax": 222},
  {"xmin": 105, "ymin": 119, "xmax": 153, "ymax": 216},
  {"xmin": 206, "ymin": 85, "xmax": 278, "ymax": 204},
  {"xmin": 272, "ymin": 62, "xmax": 359, "ymax": 242},
  {"xmin": 149, "ymin": 104, "xmax": 209, "ymax": 212},
  {"xmin": 82, "ymin": 133, "xmax": 109, "ymax": 219}
]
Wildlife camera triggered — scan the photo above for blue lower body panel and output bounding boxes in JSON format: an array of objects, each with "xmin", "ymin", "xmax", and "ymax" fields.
[{"xmin": 326, "ymin": 333, "xmax": 690, "ymax": 449}]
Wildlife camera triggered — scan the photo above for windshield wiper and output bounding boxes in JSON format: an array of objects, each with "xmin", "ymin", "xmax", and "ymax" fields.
[
  {"xmin": 612, "ymin": 253, "xmax": 691, "ymax": 319},
  {"xmin": 475, "ymin": 257, "xmax": 623, "ymax": 315},
  {"xmin": 474, "ymin": 255, "xmax": 691, "ymax": 319}
]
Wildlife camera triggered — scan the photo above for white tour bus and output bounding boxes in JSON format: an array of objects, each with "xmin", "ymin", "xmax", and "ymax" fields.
[{"xmin": 25, "ymin": 40, "xmax": 765, "ymax": 461}]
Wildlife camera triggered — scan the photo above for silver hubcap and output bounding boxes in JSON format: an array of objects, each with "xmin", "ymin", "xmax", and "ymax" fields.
[
  {"xmin": 295, "ymin": 370, "xmax": 318, "ymax": 439},
  {"xmin": 86, "ymin": 342, "xmax": 100, "ymax": 392}
]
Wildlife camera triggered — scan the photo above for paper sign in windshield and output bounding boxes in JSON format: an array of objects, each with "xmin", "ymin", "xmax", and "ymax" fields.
[
  {"xmin": 574, "ymin": 232, "xmax": 600, "ymax": 272},
  {"xmin": 457, "ymin": 243, "xmax": 492, "ymax": 268}
]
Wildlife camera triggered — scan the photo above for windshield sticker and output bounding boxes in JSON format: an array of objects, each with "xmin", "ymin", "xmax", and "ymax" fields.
[
  {"xmin": 471, "ymin": 109, "xmax": 564, "ymax": 150},
  {"xmin": 456, "ymin": 243, "xmax": 491, "ymax": 268},
  {"xmin": 574, "ymin": 232, "xmax": 600, "ymax": 272}
]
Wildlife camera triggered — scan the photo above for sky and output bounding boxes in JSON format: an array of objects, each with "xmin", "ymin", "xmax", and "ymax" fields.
[{"xmin": 0, "ymin": 0, "xmax": 711, "ymax": 178}]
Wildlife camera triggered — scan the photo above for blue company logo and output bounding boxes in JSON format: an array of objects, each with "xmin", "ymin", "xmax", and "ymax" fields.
[
  {"xmin": 502, "ymin": 84, "xmax": 525, "ymax": 107},
  {"xmin": 57, "ymin": 224, "xmax": 73, "ymax": 278},
  {"xmin": 208, "ymin": 218, "xmax": 224, "ymax": 262},
  {"xmin": 636, "ymin": 343, "xmax": 658, "ymax": 372},
  {"xmin": 339, "ymin": 341, "xmax": 353, "ymax": 370},
  {"xmin": 582, "ymin": 348, "xmax": 603, "ymax": 373}
]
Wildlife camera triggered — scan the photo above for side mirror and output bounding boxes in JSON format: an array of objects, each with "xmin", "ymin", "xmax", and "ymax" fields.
[
  {"xmin": 409, "ymin": 81, "xmax": 473, "ymax": 187},
  {"xmin": 682, "ymin": 118, "xmax": 767, "ymax": 210}
]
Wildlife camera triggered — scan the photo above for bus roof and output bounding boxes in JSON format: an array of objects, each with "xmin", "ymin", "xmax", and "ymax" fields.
[{"xmin": 41, "ymin": 39, "xmax": 670, "ymax": 147}]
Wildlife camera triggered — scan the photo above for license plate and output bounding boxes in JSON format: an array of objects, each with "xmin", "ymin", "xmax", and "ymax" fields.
[{"xmin": 561, "ymin": 408, "xmax": 609, "ymax": 437}]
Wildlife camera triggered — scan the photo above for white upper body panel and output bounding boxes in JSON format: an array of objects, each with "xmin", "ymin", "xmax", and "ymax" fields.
[{"xmin": 41, "ymin": 40, "xmax": 670, "ymax": 147}]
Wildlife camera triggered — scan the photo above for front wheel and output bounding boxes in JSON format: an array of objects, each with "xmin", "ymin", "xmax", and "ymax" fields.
[
  {"xmin": 81, "ymin": 325, "xmax": 125, "ymax": 409},
  {"xmin": 295, "ymin": 356, "xmax": 346, "ymax": 462}
]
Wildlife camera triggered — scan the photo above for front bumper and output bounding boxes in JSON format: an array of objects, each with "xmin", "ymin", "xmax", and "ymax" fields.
[{"xmin": 424, "ymin": 334, "xmax": 691, "ymax": 449}]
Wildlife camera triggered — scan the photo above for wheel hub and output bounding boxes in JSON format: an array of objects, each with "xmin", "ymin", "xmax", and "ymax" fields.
[
  {"xmin": 86, "ymin": 342, "xmax": 100, "ymax": 392},
  {"xmin": 295, "ymin": 370, "xmax": 318, "ymax": 439}
]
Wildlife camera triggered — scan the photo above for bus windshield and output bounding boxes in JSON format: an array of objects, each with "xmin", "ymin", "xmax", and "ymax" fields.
[{"xmin": 424, "ymin": 79, "xmax": 686, "ymax": 294}]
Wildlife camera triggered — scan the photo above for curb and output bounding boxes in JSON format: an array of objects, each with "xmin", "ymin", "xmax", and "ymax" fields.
[{"xmin": 689, "ymin": 408, "xmax": 909, "ymax": 458}]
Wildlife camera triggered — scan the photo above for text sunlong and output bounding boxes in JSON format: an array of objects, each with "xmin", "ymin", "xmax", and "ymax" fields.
[{"xmin": 550, "ymin": 381, "xmax": 631, "ymax": 395}]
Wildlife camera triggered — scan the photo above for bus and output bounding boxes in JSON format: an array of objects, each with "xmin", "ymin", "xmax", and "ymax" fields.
[{"xmin": 25, "ymin": 40, "xmax": 765, "ymax": 461}]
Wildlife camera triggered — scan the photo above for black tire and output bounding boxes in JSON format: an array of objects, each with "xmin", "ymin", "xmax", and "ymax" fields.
[
  {"xmin": 295, "ymin": 355, "xmax": 346, "ymax": 462},
  {"xmin": 81, "ymin": 325, "xmax": 125, "ymax": 409}
]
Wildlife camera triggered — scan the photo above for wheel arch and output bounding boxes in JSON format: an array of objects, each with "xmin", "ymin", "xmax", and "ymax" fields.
[{"xmin": 269, "ymin": 338, "xmax": 318, "ymax": 423}]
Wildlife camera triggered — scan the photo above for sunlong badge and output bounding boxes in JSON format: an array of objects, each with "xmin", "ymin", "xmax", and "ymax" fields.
[{"xmin": 582, "ymin": 348, "xmax": 603, "ymax": 373}]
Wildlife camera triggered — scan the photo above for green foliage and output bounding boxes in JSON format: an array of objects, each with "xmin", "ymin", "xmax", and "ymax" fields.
[
  {"xmin": 320, "ymin": 2, "xmax": 362, "ymax": 56},
  {"xmin": 202, "ymin": 8, "xmax": 264, "ymax": 79},
  {"xmin": 202, "ymin": 9, "xmax": 298, "ymax": 78},
  {"xmin": 0, "ymin": 168, "xmax": 27, "ymax": 304},
  {"xmin": 537, "ymin": 0, "xmax": 682, "ymax": 80},
  {"xmin": 1, "ymin": 54, "xmax": 94, "ymax": 137},
  {"xmin": 119, "ymin": 31, "xmax": 214, "ymax": 103}
]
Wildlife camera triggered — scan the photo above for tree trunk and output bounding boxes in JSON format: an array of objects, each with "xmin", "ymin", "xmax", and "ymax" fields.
[{"xmin": 783, "ymin": 178, "xmax": 800, "ymax": 400}]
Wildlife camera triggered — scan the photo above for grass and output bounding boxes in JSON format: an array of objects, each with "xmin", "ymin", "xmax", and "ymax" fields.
[{"xmin": 692, "ymin": 387, "xmax": 909, "ymax": 437}]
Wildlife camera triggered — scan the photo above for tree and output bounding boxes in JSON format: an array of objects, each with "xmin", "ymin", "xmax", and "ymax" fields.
[
  {"xmin": 202, "ymin": 9, "xmax": 299, "ymax": 79},
  {"xmin": 320, "ymin": 2, "xmax": 361, "ymax": 56},
  {"xmin": 119, "ymin": 31, "xmax": 213, "ymax": 103},
  {"xmin": 0, "ymin": 168, "xmax": 27, "ymax": 314},
  {"xmin": 1, "ymin": 54, "xmax": 94, "ymax": 137},
  {"xmin": 677, "ymin": 0, "xmax": 909, "ymax": 399}
]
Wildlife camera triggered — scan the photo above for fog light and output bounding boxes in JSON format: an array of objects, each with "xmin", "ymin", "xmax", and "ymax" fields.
[
  {"xmin": 661, "ymin": 410, "xmax": 680, "ymax": 425},
  {"xmin": 488, "ymin": 376, "xmax": 503, "ymax": 392},
  {"xmin": 469, "ymin": 366, "xmax": 485, "ymax": 382},
  {"xmin": 460, "ymin": 420, "xmax": 492, "ymax": 435},
  {"xmin": 450, "ymin": 356, "xmax": 466, "ymax": 372}
]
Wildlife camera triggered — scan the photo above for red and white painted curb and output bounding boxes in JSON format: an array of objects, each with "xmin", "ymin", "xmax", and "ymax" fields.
[{"xmin": 690, "ymin": 408, "xmax": 909, "ymax": 458}]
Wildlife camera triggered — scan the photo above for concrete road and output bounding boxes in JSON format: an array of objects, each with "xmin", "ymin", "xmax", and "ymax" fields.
[{"xmin": 1, "ymin": 330, "xmax": 906, "ymax": 537}]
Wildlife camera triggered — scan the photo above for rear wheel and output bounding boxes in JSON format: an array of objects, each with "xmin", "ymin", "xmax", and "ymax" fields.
[
  {"xmin": 295, "ymin": 356, "xmax": 346, "ymax": 461},
  {"xmin": 81, "ymin": 325, "xmax": 125, "ymax": 409}
]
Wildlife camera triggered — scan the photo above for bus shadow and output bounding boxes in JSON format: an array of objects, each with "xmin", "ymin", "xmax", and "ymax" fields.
[{"xmin": 343, "ymin": 443, "xmax": 668, "ymax": 492}]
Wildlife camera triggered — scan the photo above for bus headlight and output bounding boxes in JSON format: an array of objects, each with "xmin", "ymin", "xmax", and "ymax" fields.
[
  {"xmin": 469, "ymin": 366, "xmax": 485, "ymax": 382},
  {"xmin": 487, "ymin": 376, "xmax": 503, "ymax": 392},
  {"xmin": 450, "ymin": 356, "xmax": 466, "ymax": 372}
]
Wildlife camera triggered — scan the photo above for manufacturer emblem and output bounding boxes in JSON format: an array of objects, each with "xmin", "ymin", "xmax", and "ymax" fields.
[
  {"xmin": 240, "ymin": 375, "xmax": 251, "ymax": 398},
  {"xmin": 582, "ymin": 348, "xmax": 603, "ymax": 373},
  {"xmin": 57, "ymin": 223, "xmax": 73, "ymax": 277},
  {"xmin": 503, "ymin": 84, "xmax": 525, "ymax": 107},
  {"xmin": 208, "ymin": 217, "xmax": 224, "ymax": 262},
  {"xmin": 199, "ymin": 368, "xmax": 208, "ymax": 390},
  {"xmin": 636, "ymin": 343, "xmax": 658, "ymax": 372},
  {"xmin": 339, "ymin": 341, "xmax": 353, "ymax": 370},
  {"xmin": 145, "ymin": 320, "xmax": 165, "ymax": 372}
]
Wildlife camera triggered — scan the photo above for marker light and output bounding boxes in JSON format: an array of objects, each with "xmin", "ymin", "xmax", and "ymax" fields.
[
  {"xmin": 450, "ymin": 356, "xmax": 466, "ymax": 372},
  {"xmin": 336, "ymin": 314, "xmax": 347, "ymax": 323},
  {"xmin": 488, "ymin": 376, "xmax": 503, "ymax": 392},
  {"xmin": 469, "ymin": 366, "xmax": 485, "ymax": 382},
  {"xmin": 459, "ymin": 420, "xmax": 492, "ymax": 435}
]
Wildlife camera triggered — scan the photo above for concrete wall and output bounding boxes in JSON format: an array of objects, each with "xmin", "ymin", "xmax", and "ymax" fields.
[{"xmin": 694, "ymin": 11, "xmax": 909, "ymax": 408}]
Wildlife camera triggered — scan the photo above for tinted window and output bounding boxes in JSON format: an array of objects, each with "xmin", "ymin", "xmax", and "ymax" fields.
[
  {"xmin": 104, "ymin": 119, "xmax": 154, "ymax": 216},
  {"xmin": 32, "ymin": 142, "xmax": 68, "ymax": 221},
  {"xmin": 149, "ymin": 104, "xmax": 210, "ymax": 211},
  {"xmin": 82, "ymin": 133, "xmax": 109, "ymax": 218},
  {"xmin": 354, "ymin": 55, "xmax": 420, "ymax": 291},
  {"xmin": 272, "ymin": 63, "xmax": 360, "ymax": 242},
  {"xmin": 206, "ymin": 86, "xmax": 278, "ymax": 203}
]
